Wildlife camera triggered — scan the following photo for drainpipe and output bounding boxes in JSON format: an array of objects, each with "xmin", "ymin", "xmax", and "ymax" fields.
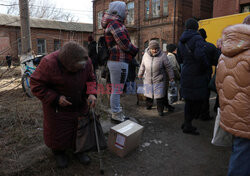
[
  {"xmin": 173, "ymin": 0, "xmax": 177, "ymax": 44},
  {"xmin": 137, "ymin": 0, "xmax": 141, "ymax": 60},
  {"xmin": 92, "ymin": 0, "xmax": 96, "ymax": 40}
]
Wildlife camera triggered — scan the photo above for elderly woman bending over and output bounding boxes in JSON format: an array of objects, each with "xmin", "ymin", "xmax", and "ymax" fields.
[{"xmin": 138, "ymin": 40, "xmax": 174, "ymax": 116}]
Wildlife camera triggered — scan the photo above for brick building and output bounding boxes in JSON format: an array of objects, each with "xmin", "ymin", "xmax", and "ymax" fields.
[
  {"xmin": 213, "ymin": 0, "xmax": 250, "ymax": 17},
  {"xmin": 93, "ymin": 0, "xmax": 213, "ymax": 59},
  {"xmin": 0, "ymin": 14, "xmax": 93, "ymax": 61}
]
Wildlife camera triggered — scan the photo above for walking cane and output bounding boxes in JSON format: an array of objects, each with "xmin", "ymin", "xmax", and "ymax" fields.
[{"xmin": 90, "ymin": 102, "xmax": 104, "ymax": 174}]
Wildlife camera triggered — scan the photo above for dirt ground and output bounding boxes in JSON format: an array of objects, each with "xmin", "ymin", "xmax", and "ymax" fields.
[{"xmin": 0, "ymin": 66, "xmax": 231, "ymax": 176}]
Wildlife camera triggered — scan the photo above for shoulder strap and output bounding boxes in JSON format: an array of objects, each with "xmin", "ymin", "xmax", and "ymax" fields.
[{"xmin": 185, "ymin": 43, "xmax": 192, "ymax": 54}]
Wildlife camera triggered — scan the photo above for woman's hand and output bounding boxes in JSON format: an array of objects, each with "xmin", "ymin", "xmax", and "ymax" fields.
[
  {"xmin": 88, "ymin": 94, "xmax": 97, "ymax": 108},
  {"xmin": 58, "ymin": 96, "xmax": 72, "ymax": 107}
]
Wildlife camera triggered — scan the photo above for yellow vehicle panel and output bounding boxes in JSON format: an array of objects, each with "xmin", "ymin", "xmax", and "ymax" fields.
[{"xmin": 199, "ymin": 12, "xmax": 250, "ymax": 46}]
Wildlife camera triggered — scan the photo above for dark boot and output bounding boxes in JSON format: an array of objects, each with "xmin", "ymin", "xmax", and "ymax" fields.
[
  {"xmin": 76, "ymin": 152, "xmax": 91, "ymax": 165},
  {"xmin": 146, "ymin": 97, "xmax": 153, "ymax": 110},
  {"xmin": 157, "ymin": 98, "xmax": 164, "ymax": 116},
  {"xmin": 166, "ymin": 104, "xmax": 175, "ymax": 112},
  {"xmin": 52, "ymin": 150, "xmax": 68, "ymax": 168},
  {"xmin": 183, "ymin": 128, "xmax": 200, "ymax": 135},
  {"xmin": 181, "ymin": 123, "xmax": 197, "ymax": 131},
  {"xmin": 182, "ymin": 123, "xmax": 199, "ymax": 135}
]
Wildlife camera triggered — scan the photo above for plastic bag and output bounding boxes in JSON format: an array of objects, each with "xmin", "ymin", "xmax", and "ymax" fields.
[
  {"xmin": 168, "ymin": 81, "xmax": 178, "ymax": 104},
  {"xmin": 211, "ymin": 108, "xmax": 232, "ymax": 147}
]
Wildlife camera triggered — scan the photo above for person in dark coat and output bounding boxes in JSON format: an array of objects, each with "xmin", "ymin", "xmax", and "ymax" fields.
[
  {"xmin": 30, "ymin": 42, "xmax": 97, "ymax": 168},
  {"xmin": 198, "ymin": 28, "xmax": 220, "ymax": 120},
  {"xmin": 164, "ymin": 44, "xmax": 179, "ymax": 111},
  {"xmin": 87, "ymin": 36, "xmax": 98, "ymax": 72},
  {"xmin": 6, "ymin": 53, "xmax": 12, "ymax": 68},
  {"xmin": 125, "ymin": 57, "xmax": 139, "ymax": 94},
  {"xmin": 213, "ymin": 38, "xmax": 222, "ymax": 112},
  {"xmin": 177, "ymin": 18, "xmax": 210, "ymax": 135}
]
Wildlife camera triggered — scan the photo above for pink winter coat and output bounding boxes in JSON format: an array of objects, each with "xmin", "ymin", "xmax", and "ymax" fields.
[{"xmin": 216, "ymin": 24, "xmax": 250, "ymax": 139}]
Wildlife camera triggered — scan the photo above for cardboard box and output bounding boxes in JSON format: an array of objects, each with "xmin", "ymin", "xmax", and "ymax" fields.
[{"xmin": 108, "ymin": 120, "xmax": 144, "ymax": 157}]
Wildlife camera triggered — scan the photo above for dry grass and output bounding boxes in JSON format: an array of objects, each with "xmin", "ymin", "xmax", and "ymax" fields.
[{"xmin": 0, "ymin": 66, "xmax": 44, "ymax": 175}]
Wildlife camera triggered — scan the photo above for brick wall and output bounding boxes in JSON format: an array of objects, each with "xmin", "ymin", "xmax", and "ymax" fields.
[
  {"xmin": 93, "ymin": 0, "xmax": 213, "ymax": 60},
  {"xmin": 213, "ymin": 0, "xmax": 250, "ymax": 17},
  {"xmin": 0, "ymin": 26, "xmax": 92, "ymax": 61},
  {"xmin": 213, "ymin": 0, "xmax": 240, "ymax": 17}
]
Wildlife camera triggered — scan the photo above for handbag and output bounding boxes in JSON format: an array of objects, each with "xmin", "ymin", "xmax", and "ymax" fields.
[
  {"xmin": 75, "ymin": 110, "xmax": 107, "ymax": 153},
  {"xmin": 211, "ymin": 108, "xmax": 232, "ymax": 147}
]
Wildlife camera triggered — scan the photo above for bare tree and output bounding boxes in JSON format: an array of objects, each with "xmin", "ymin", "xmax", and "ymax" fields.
[{"xmin": 6, "ymin": 0, "xmax": 78, "ymax": 22}]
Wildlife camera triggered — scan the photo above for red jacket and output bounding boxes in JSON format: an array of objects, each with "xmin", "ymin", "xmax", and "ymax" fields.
[{"xmin": 30, "ymin": 51, "xmax": 96, "ymax": 150}]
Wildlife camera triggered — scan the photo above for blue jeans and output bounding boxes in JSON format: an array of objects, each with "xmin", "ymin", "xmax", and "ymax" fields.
[
  {"xmin": 107, "ymin": 61, "xmax": 128, "ymax": 113},
  {"xmin": 228, "ymin": 137, "xmax": 250, "ymax": 176}
]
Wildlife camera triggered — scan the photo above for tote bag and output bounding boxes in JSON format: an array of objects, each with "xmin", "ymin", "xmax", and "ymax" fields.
[
  {"xmin": 211, "ymin": 108, "xmax": 232, "ymax": 147},
  {"xmin": 75, "ymin": 111, "xmax": 107, "ymax": 153}
]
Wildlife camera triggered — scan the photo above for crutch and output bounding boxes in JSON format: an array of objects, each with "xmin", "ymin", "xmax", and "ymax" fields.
[{"xmin": 90, "ymin": 104, "xmax": 104, "ymax": 174}]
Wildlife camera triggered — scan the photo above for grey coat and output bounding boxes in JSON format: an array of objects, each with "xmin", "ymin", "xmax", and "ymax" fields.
[{"xmin": 138, "ymin": 48, "xmax": 174, "ymax": 99}]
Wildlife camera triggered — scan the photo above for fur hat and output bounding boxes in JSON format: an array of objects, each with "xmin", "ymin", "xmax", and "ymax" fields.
[
  {"xmin": 58, "ymin": 41, "xmax": 88, "ymax": 72},
  {"xmin": 149, "ymin": 40, "xmax": 160, "ymax": 49},
  {"xmin": 108, "ymin": 1, "xmax": 127, "ymax": 20},
  {"xmin": 185, "ymin": 18, "xmax": 199, "ymax": 30}
]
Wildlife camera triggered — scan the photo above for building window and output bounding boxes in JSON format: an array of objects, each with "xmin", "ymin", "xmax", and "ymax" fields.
[
  {"xmin": 37, "ymin": 39, "xmax": 46, "ymax": 55},
  {"xmin": 98, "ymin": 11, "xmax": 103, "ymax": 29},
  {"xmin": 17, "ymin": 38, "xmax": 22, "ymax": 55},
  {"xmin": 83, "ymin": 41, "xmax": 88, "ymax": 48},
  {"xmin": 127, "ymin": 2, "xmax": 134, "ymax": 25},
  {"xmin": 144, "ymin": 40, "xmax": 149, "ymax": 49},
  {"xmin": 162, "ymin": 39, "xmax": 167, "ymax": 52},
  {"xmin": 145, "ymin": 0, "xmax": 150, "ymax": 19},
  {"xmin": 241, "ymin": 4, "xmax": 250, "ymax": 12},
  {"xmin": 54, "ymin": 39, "xmax": 61, "ymax": 51},
  {"xmin": 152, "ymin": 0, "xmax": 161, "ymax": 18},
  {"xmin": 163, "ymin": 0, "xmax": 168, "ymax": 16}
]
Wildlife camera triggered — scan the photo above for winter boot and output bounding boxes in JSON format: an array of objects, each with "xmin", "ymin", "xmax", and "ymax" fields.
[
  {"xmin": 53, "ymin": 152, "xmax": 68, "ymax": 168},
  {"xmin": 111, "ymin": 111, "xmax": 129, "ymax": 123},
  {"xmin": 157, "ymin": 99, "xmax": 164, "ymax": 116},
  {"xmin": 182, "ymin": 123, "xmax": 199, "ymax": 135},
  {"xmin": 76, "ymin": 152, "xmax": 91, "ymax": 165},
  {"xmin": 146, "ymin": 98, "xmax": 153, "ymax": 110},
  {"xmin": 165, "ymin": 104, "xmax": 175, "ymax": 112}
]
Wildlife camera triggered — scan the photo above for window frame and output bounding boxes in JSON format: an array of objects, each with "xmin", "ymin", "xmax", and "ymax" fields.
[
  {"xmin": 144, "ymin": 40, "xmax": 149, "ymax": 49},
  {"xmin": 145, "ymin": 0, "xmax": 150, "ymax": 19},
  {"xmin": 152, "ymin": 0, "xmax": 161, "ymax": 18},
  {"xmin": 54, "ymin": 39, "xmax": 61, "ymax": 51},
  {"xmin": 83, "ymin": 41, "xmax": 88, "ymax": 48},
  {"xmin": 163, "ymin": 0, "xmax": 169, "ymax": 16},
  {"xmin": 127, "ymin": 2, "xmax": 135, "ymax": 25},
  {"xmin": 241, "ymin": 3, "xmax": 250, "ymax": 13},
  {"xmin": 17, "ymin": 38, "xmax": 22, "ymax": 55},
  {"xmin": 37, "ymin": 38, "xmax": 46, "ymax": 55},
  {"xmin": 162, "ymin": 39, "xmax": 167, "ymax": 52},
  {"xmin": 97, "ymin": 10, "xmax": 103, "ymax": 30}
]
